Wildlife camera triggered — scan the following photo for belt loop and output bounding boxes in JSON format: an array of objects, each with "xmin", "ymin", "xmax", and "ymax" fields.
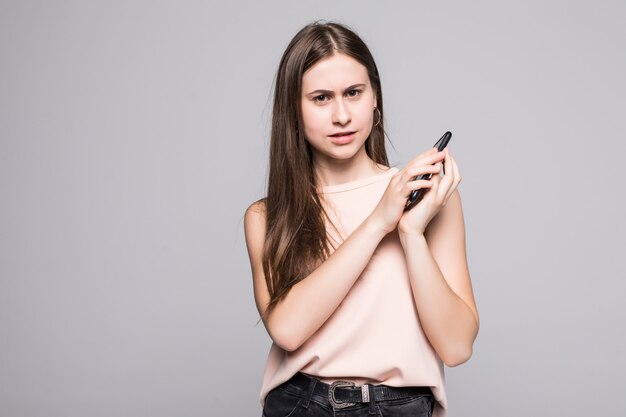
[
  {"xmin": 368, "ymin": 384, "xmax": 376, "ymax": 414},
  {"xmin": 302, "ymin": 374, "xmax": 317, "ymax": 409}
]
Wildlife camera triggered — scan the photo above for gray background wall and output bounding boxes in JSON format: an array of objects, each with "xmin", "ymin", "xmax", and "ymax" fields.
[{"xmin": 1, "ymin": 1, "xmax": 625, "ymax": 416}]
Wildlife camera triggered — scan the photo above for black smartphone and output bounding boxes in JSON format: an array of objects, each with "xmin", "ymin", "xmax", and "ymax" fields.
[{"xmin": 404, "ymin": 131, "xmax": 452, "ymax": 212}]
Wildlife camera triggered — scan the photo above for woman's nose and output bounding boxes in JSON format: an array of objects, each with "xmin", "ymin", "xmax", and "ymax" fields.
[{"xmin": 332, "ymin": 98, "xmax": 351, "ymax": 125}]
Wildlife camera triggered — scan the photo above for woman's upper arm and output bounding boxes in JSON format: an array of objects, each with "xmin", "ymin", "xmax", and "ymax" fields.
[
  {"xmin": 424, "ymin": 189, "xmax": 480, "ymax": 327},
  {"xmin": 244, "ymin": 201, "xmax": 271, "ymax": 319}
]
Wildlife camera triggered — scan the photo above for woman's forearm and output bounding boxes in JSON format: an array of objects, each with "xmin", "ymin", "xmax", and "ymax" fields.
[
  {"xmin": 399, "ymin": 232, "xmax": 479, "ymax": 367},
  {"xmin": 267, "ymin": 217, "xmax": 388, "ymax": 351}
]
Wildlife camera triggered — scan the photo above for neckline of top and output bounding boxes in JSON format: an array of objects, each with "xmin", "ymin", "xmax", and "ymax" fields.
[{"xmin": 319, "ymin": 166, "xmax": 399, "ymax": 194}]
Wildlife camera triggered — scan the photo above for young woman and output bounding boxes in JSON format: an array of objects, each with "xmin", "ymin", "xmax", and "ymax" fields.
[{"xmin": 244, "ymin": 21, "xmax": 479, "ymax": 417}]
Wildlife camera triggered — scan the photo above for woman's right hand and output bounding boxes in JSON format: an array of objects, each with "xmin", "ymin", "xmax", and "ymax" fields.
[{"xmin": 369, "ymin": 147, "xmax": 447, "ymax": 235}]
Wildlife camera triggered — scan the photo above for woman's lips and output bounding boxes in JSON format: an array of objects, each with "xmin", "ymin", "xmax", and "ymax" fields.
[{"xmin": 329, "ymin": 132, "xmax": 356, "ymax": 144}]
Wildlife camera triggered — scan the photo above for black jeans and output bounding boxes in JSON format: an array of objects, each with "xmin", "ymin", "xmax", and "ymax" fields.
[{"xmin": 262, "ymin": 372, "xmax": 435, "ymax": 417}]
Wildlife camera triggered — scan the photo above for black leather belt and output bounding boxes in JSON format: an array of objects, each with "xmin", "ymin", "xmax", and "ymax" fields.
[{"xmin": 284, "ymin": 372, "xmax": 433, "ymax": 409}]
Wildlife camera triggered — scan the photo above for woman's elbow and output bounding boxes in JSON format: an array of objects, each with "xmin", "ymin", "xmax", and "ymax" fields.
[
  {"xmin": 266, "ymin": 320, "xmax": 302, "ymax": 352},
  {"xmin": 272, "ymin": 332, "xmax": 302, "ymax": 352},
  {"xmin": 442, "ymin": 345, "xmax": 473, "ymax": 368}
]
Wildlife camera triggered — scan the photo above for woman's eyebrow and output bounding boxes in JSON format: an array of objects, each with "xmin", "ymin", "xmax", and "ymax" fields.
[{"xmin": 305, "ymin": 83, "xmax": 366, "ymax": 96}]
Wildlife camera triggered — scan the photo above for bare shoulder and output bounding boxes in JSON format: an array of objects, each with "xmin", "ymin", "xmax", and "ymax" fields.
[
  {"xmin": 244, "ymin": 198, "xmax": 267, "ymax": 230},
  {"xmin": 243, "ymin": 199, "xmax": 270, "ymax": 317},
  {"xmin": 244, "ymin": 199, "xmax": 267, "ymax": 260},
  {"xmin": 245, "ymin": 198, "xmax": 266, "ymax": 216}
]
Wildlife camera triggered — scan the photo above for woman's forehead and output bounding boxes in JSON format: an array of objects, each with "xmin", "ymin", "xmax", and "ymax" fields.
[{"xmin": 302, "ymin": 53, "xmax": 369, "ymax": 91}]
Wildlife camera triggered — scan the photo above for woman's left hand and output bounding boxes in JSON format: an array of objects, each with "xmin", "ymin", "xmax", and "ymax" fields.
[{"xmin": 398, "ymin": 148, "xmax": 462, "ymax": 236}]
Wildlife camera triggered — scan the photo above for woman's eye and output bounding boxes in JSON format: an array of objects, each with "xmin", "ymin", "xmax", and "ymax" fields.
[{"xmin": 313, "ymin": 90, "xmax": 361, "ymax": 103}]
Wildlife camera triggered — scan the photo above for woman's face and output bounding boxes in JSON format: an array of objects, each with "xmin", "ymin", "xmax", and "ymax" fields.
[{"xmin": 300, "ymin": 52, "xmax": 377, "ymax": 165}]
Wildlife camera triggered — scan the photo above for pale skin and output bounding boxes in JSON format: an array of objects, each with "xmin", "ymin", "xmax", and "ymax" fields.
[{"xmin": 244, "ymin": 52, "xmax": 479, "ymax": 369}]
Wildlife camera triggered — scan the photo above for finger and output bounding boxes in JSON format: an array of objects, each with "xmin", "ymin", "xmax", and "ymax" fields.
[
  {"xmin": 442, "ymin": 150, "xmax": 460, "ymax": 204},
  {"xmin": 430, "ymin": 167, "xmax": 442, "ymax": 183},
  {"xmin": 402, "ymin": 157, "xmax": 444, "ymax": 184},
  {"xmin": 427, "ymin": 167, "xmax": 442, "ymax": 192},
  {"xmin": 446, "ymin": 152, "xmax": 462, "ymax": 203},
  {"xmin": 401, "ymin": 163, "xmax": 442, "ymax": 184},
  {"xmin": 408, "ymin": 149, "xmax": 446, "ymax": 169},
  {"xmin": 404, "ymin": 179, "xmax": 434, "ymax": 195},
  {"xmin": 437, "ymin": 149, "xmax": 454, "ymax": 202},
  {"xmin": 409, "ymin": 147, "xmax": 438, "ymax": 164}
]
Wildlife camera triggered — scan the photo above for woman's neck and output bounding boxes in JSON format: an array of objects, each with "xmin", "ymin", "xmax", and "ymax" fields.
[{"xmin": 313, "ymin": 157, "xmax": 387, "ymax": 189}]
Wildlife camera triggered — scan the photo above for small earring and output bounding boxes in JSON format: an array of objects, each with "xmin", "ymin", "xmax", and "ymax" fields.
[{"xmin": 373, "ymin": 107, "xmax": 382, "ymax": 127}]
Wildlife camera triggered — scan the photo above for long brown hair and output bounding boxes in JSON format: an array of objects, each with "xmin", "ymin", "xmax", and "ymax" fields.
[{"xmin": 255, "ymin": 21, "xmax": 390, "ymax": 325}]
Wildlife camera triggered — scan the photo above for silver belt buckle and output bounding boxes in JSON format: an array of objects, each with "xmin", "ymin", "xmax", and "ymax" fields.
[{"xmin": 328, "ymin": 380, "xmax": 357, "ymax": 408}]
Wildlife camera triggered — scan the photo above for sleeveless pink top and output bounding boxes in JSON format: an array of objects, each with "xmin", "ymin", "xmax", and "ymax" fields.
[{"xmin": 258, "ymin": 166, "xmax": 448, "ymax": 416}]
